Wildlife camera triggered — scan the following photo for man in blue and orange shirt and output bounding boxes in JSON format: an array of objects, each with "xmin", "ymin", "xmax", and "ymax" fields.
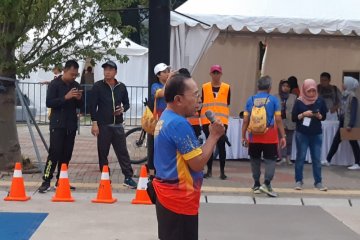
[
  {"xmin": 153, "ymin": 73, "xmax": 225, "ymax": 240},
  {"xmin": 241, "ymin": 75, "xmax": 286, "ymax": 198}
]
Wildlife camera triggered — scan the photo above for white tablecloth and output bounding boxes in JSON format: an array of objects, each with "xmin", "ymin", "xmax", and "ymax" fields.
[{"xmin": 225, "ymin": 117, "xmax": 358, "ymax": 166}]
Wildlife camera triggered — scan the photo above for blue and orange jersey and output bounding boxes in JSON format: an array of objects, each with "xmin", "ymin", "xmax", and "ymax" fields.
[
  {"xmin": 153, "ymin": 109, "xmax": 203, "ymax": 215},
  {"xmin": 244, "ymin": 92, "xmax": 281, "ymax": 144},
  {"xmin": 151, "ymin": 82, "xmax": 166, "ymax": 118}
]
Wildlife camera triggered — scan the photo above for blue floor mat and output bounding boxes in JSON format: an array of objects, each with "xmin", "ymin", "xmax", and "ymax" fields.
[{"xmin": 0, "ymin": 212, "xmax": 48, "ymax": 240}]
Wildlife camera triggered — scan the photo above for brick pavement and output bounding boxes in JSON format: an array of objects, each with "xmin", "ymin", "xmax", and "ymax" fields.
[{"xmin": 1, "ymin": 124, "xmax": 360, "ymax": 197}]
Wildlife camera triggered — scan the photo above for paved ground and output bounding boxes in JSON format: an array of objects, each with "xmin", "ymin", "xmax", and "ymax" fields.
[
  {"xmin": 1, "ymin": 125, "xmax": 360, "ymax": 239},
  {"xmin": 1, "ymin": 192, "xmax": 360, "ymax": 240},
  {"xmin": 2, "ymin": 125, "xmax": 360, "ymax": 197}
]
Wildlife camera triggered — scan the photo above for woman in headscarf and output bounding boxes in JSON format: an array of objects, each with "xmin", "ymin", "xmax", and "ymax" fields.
[
  {"xmin": 288, "ymin": 76, "xmax": 300, "ymax": 97},
  {"xmin": 326, "ymin": 76, "xmax": 360, "ymax": 170},
  {"xmin": 292, "ymin": 79, "xmax": 328, "ymax": 191},
  {"xmin": 275, "ymin": 80, "xmax": 297, "ymax": 165}
]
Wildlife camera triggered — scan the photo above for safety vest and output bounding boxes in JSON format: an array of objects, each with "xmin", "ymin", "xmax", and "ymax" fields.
[
  {"xmin": 187, "ymin": 111, "xmax": 200, "ymax": 126},
  {"xmin": 200, "ymin": 82, "xmax": 230, "ymax": 125}
]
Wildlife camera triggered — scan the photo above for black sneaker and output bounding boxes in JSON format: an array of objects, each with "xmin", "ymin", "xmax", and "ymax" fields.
[
  {"xmin": 55, "ymin": 181, "xmax": 76, "ymax": 190},
  {"xmin": 123, "ymin": 177, "xmax": 137, "ymax": 189},
  {"xmin": 38, "ymin": 181, "xmax": 51, "ymax": 193},
  {"xmin": 220, "ymin": 173, "xmax": 227, "ymax": 180},
  {"xmin": 203, "ymin": 171, "xmax": 212, "ymax": 178},
  {"xmin": 252, "ymin": 185, "xmax": 261, "ymax": 194}
]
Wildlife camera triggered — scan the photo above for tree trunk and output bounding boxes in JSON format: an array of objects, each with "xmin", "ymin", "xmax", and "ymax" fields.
[
  {"xmin": 0, "ymin": 82, "xmax": 22, "ymax": 170},
  {"xmin": 0, "ymin": 40, "xmax": 22, "ymax": 171}
]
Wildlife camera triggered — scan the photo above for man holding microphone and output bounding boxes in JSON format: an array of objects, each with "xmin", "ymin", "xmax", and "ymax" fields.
[{"xmin": 153, "ymin": 73, "xmax": 225, "ymax": 240}]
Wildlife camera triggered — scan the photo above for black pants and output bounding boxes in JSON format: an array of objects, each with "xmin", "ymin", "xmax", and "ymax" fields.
[
  {"xmin": 202, "ymin": 124, "xmax": 228, "ymax": 173},
  {"xmin": 147, "ymin": 134, "xmax": 155, "ymax": 171},
  {"xmin": 43, "ymin": 128, "xmax": 76, "ymax": 182},
  {"xmin": 192, "ymin": 125, "xmax": 202, "ymax": 138},
  {"xmin": 97, "ymin": 124, "xmax": 133, "ymax": 178},
  {"xmin": 156, "ymin": 200, "xmax": 198, "ymax": 240},
  {"xmin": 327, "ymin": 127, "xmax": 360, "ymax": 164}
]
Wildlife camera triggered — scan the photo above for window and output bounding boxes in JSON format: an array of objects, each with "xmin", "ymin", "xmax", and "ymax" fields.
[{"xmin": 343, "ymin": 71, "xmax": 360, "ymax": 81}]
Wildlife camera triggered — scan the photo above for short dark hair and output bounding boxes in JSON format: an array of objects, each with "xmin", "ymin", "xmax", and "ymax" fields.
[
  {"xmin": 320, "ymin": 72, "xmax": 331, "ymax": 79},
  {"xmin": 87, "ymin": 66, "xmax": 93, "ymax": 72},
  {"xmin": 164, "ymin": 74, "xmax": 191, "ymax": 103},
  {"xmin": 64, "ymin": 60, "xmax": 79, "ymax": 70},
  {"xmin": 178, "ymin": 68, "xmax": 191, "ymax": 78}
]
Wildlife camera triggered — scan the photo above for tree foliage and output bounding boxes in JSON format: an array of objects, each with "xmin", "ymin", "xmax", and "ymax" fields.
[{"xmin": 0, "ymin": 0, "xmax": 138, "ymax": 77}]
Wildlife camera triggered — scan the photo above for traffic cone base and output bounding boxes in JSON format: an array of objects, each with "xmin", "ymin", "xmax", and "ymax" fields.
[
  {"xmin": 132, "ymin": 165, "xmax": 152, "ymax": 205},
  {"xmin": 92, "ymin": 165, "xmax": 117, "ymax": 204},
  {"xmin": 52, "ymin": 164, "xmax": 75, "ymax": 202},
  {"xmin": 4, "ymin": 163, "xmax": 31, "ymax": 201}
]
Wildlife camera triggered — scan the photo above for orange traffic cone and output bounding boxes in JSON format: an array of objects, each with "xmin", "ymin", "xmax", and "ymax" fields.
[
  {"xmin": 131, "ymin": 165, "xmax": 152, "ymax": 205},
  {"xmin": 92, "ymin": 165, "xmax": 117, "ymax": 204},
  {"xmin": 4, "ymin": 162, "xmax": 31, "ymax": 201},
  {"xmin": 52, "ymin": 163, "xmax": 74, "ymax": 202}
]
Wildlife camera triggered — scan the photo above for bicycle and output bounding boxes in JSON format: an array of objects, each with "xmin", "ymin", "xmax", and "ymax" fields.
[
  {"xmin": 125, "ymin": 98, "xmax": 150, "ymax": 165},
  {"xmin": 126, "ymin": 126, "xmax": 147, "ymax": 164}
]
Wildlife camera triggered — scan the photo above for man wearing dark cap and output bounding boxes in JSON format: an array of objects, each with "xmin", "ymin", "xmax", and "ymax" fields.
[
  {"xmin": 200, "ymin": 64, "xmax": 231, "ymax": 180},
  {"xmin": 90, "ymin": 60, "xmax": 137, "ymax": 188}
]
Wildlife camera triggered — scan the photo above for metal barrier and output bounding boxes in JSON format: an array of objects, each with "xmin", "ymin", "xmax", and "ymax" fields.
[{"xmin": 17, "ymin": 82, "xmax": 148, "ymax": 127}]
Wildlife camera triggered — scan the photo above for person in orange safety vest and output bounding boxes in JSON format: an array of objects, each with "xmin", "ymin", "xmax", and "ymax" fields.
[{"xmin": 200, "ymin": 64, "xmax": 230, "ymax": 180}]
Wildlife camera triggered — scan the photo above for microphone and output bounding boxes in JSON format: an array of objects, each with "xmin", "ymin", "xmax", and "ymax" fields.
[{"xmin": 205, "ymin": 110, "xmax": 231, "ymax": 147}]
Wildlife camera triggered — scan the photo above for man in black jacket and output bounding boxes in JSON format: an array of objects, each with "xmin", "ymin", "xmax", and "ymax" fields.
[
  {"xmin": 38, "ymin": 60, "xmax": 83, "ymax": 193},
  {"xmin": 90, "ymin": 60, "xmax": 137, "ymax": 188}
]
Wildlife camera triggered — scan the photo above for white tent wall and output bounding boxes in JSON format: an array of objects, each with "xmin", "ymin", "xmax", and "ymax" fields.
[
  {"xmin": 171, "ymin": 0, "xmax": 360, "ymax": 115},
  {"xmin": 170, "ymin": 22, "xmax": 219, "ymax": 72},
  {"xmin": 263, "ymin": 36, "xmax": 360, "ymax": 94},
  {"xmin": 19, "ymin": 61, "xmax": 85, "ymax": 116},
  {"xmin": 192, "ymin": 33, "xmax": 262, "ymax": 116},
  {"xmin": 93, "ymin": 54, "xmax": 148, "ymax": 86},
  {"xmin": 18, "ymin": 37, "xmax": 148, "ymax": 118},
  {"xmin": 93, "ymin": 54, "xmax": 149, "ymax": 119}
]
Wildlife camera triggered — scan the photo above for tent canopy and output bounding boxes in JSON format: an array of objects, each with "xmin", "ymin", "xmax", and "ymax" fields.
[{"xmin": 172, "ymin": 0, "xmax": 360, "ymax": 35}]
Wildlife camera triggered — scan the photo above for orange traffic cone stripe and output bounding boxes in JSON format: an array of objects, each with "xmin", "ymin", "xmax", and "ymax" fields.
[
  {"xmin": 52, "ymin": 164, "xmax": 74, "ymax": 202},
  {"xmin": 4, "ymin": 162, "xmax": 31, "ymax": 201},
  {"xmin": 132, "ymin": 165, "xmax": 152, "ymax": 205},
  {"xmin": 92, "ymin": 165, "xmax": 117, "ymax": 204}
]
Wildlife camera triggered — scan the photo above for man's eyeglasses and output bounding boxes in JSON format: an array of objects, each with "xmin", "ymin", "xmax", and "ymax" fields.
[{"xmin": 178, "ymin": 92, "xmax": 201, "ymax": 99}]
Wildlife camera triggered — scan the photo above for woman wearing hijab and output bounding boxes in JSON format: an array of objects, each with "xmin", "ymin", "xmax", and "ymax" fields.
[
  {"xmin": 275, "ymin": 80, "xmax": 297, "ymax": 165},
  {"xmin": 292, "ymin": 79, "xmax": 328, "ymax": 191},
  {"xmin": 326, "ymin": 76, "xmax": 360, "ymax": 170},
  {"xmin": 288, "ymin": 76, "xmax": 300, "ymax": 97}
]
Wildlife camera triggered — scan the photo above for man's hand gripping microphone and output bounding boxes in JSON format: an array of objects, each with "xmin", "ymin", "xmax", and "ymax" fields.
[{"xmin": 205, "ymin": 110, "xmax": 231, "ymax": 147}]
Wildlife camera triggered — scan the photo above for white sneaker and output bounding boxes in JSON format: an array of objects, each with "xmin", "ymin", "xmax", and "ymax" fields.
[
  {"xmin": 348, "ymin": 164, "xmax": 360, "ymax": 170},
  {"xmin": 322, "ymin": 162, "xmax": 330, "ymax": 167}
]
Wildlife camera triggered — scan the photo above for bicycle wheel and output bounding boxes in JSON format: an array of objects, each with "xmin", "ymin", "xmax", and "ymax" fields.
[{"xmin": 125, "ymin": 127, "xmax": 148, "ymax": 164}]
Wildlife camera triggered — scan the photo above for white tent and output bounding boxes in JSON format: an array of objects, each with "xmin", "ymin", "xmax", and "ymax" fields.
[
  {"xmin": 171, "ymin": 0, "xmax": 360, "ymax": 115},
  {"xmin": 19, "ymin": 37, "xmax": 148, "ymax": 117}
]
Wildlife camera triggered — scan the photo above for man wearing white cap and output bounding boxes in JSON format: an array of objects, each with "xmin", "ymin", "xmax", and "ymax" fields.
[{"xmin": 147, "ymin": 63, "xmax": 171, "ymax": 177}]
